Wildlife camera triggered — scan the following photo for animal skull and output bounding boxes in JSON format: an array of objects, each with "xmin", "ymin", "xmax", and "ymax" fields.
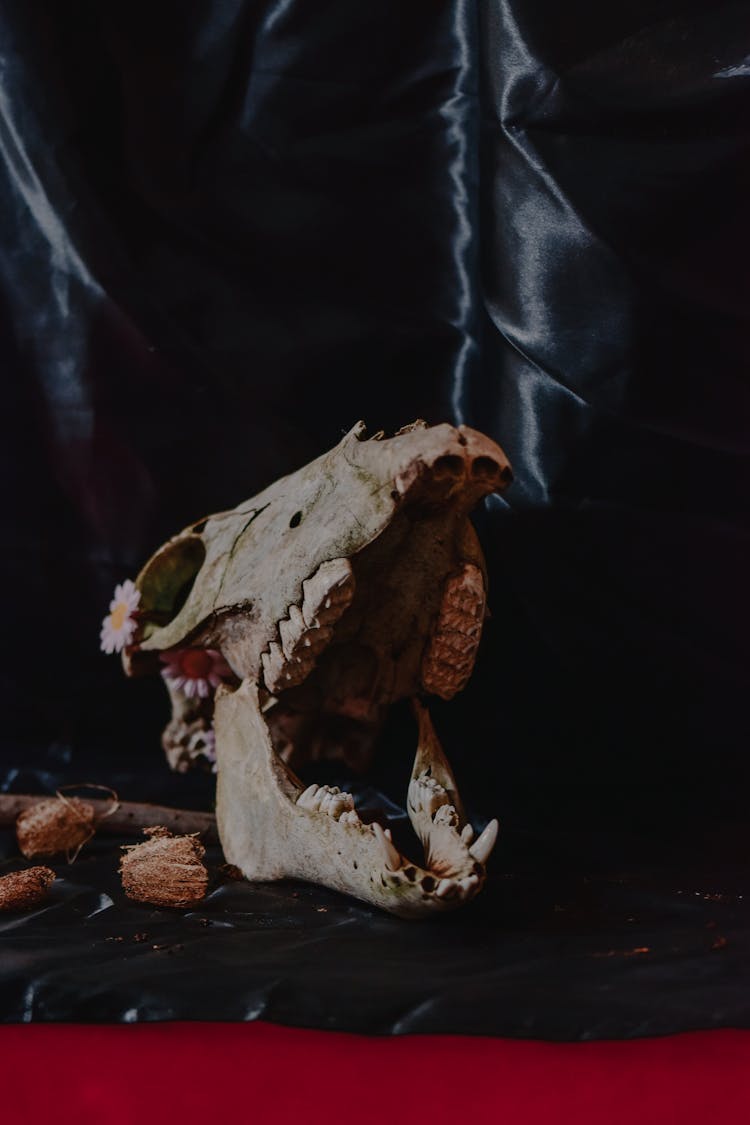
[{"xmin": 124, "ymin": 421, "xmax": 512, "ymax": 917}]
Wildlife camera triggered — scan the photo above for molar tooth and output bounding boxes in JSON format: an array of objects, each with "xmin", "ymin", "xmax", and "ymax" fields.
[
  {"xmin": 424, "ymin": 789, "xmax": 449, "ymax": 818},
  {"xmin": 372, "ymin": 822, "xmax": 402, "ymax": 872},
  {"xmin": 461, "ymin": 824, "xmax": 475, "ymax": 844},
  {"xmin": 433, "ymin": 804, "xmax": 458, "ymax": 828},
  {"xmin": 279, "ymin": 609, "xmax": 303, "ymax": 659},
  {"xmin": 468, "ymin": 818, "xmax": 499, "ymax": 865},
  {"xmin": 260, "ymin": 641, "xmax": 285, "ymax": 688},
  {"xmin": 301, "ymin": 558, "xmax": 355, "ymax": 628},
  {"xmin": 319, "ymin": 791, "xmax": 336, "ymax": 815},
  {"xmin": 328, "ymin": 796, "xmax": 349, "ymax": 819},
  {"xmin": 288, "ymin": 604, "xmax": 305, "ymax": 630}
]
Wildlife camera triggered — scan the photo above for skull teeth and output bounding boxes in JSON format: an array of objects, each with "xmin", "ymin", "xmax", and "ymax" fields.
[
  {"xmin": 371, "ymin": 822, "xmax": 402, "ymax": 872},
  {"xmin": 421, "ymin": 563, "xmax": 486, "ymax": 700},
  {"xmin": 468, "ymin": 818, "xmax": 499, "ymax": 864},
  {"xmin": 296, "ymin": 783, "xmax": 356, "ymax": 821},
  {"xmin": 432, "ymin": 803, "xmax": 459, "ymax": 829},
  {"xmin": 296, "ymin": 783, "xmax": 320, "ymax": 809},
  {"xmin": 339, "ymin": 809, "xmax": 362, "ymax": 828},
  {"xmin": 261, "ymin": 558, "xmax": 355, "ymax": 694},
  {"xmin": 408, "ymin": 774, "xmax": 450, "ymax": 819}
]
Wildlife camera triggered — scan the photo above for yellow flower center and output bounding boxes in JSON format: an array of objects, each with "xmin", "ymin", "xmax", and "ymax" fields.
[{"xmin": 110, "ymin": 602, "xmax": 128, "ymax": 631}]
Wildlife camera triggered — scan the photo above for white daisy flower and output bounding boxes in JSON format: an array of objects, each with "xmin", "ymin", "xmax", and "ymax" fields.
[{"xmin": 100, "ymin": 579, "xmax": 141, "ymax": 654}]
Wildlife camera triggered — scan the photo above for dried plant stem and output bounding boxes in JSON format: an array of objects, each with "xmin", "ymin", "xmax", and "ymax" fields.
[{"xmin": 0, "ymin": 795, "xmax": 218, "ymax": 843}]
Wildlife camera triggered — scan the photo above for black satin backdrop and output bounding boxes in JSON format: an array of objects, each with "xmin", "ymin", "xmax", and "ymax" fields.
[{"xmin": 1, "ymin": 1, "xmax": 749, "ymax": 1034}]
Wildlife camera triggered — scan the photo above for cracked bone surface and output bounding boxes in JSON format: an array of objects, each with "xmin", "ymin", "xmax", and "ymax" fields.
[{"xmin": 124, "ymin": 421, "xmax": 512, "ymax": 917}]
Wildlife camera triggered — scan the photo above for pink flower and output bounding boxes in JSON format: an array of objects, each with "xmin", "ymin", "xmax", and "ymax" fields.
[
  {"xmin": 100, "ymin": 579, "xmax": 141, "ymax": 654},
  {"xmin": 160, "ymin": 648, "xmax": 233, "ymax": 699}
]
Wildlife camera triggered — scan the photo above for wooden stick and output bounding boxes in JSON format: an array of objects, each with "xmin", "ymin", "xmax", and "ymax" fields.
[{"xmin": 0, "ymin": 795, "xmax": 219, "ymax": 844}]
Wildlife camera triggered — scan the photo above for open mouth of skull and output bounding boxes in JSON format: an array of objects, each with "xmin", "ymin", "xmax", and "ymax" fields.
[{"xmin": 131, "ymin": 421, "xmax": 511, "ymax": 918}]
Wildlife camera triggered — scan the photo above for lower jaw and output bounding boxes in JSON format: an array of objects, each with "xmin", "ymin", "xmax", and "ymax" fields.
[{"xmin": 214, "ymin": 680, "xmax": 497, "ymax": 918}]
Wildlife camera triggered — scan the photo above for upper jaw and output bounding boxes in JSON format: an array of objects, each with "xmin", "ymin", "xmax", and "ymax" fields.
[{"xmin": 349, "ymin": 422, "xmax": 513, "ymax": 512}]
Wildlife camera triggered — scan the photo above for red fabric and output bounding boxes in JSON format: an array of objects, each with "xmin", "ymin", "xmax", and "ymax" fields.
[{"xmin": 1, "ymin": 1023, "xmax": 747, "ymax": 1124}]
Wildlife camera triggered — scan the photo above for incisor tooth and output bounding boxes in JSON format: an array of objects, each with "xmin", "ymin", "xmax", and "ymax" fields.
[
  {"xmin": 436, "ymin": 878, "xmax": 453, "ymax": 898},
  {"xmin": 372, "ymin": 822, "xmax": 402, "ymax": 872},
  {"xmin": 468, "ymin": 818, "xmax": 499, "ymax": 864},
  {"xmin": 458, "ymin": 874, "xmax": 479, "ymax": 896},
  {"xmin": 461, "ymin": 824, "xmax": 475, "ymax": 844}
]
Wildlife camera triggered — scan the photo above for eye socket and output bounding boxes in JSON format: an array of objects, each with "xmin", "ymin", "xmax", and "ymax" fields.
[{"xmin": 289, "ymin": 511, "xmax": 302, "ymax": 528}]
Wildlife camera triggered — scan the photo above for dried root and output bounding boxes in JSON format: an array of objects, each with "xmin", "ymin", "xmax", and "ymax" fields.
[
  {"xmin": 119, "ymin": 827, "xmax": 209, "ymax": 908},
  {"xmin": 16, "ymin": 797, "xmax": 95, "ymax": 861},
  {"xmin": 0, "ymin": 866, "xmax": 56, "ymax": 912}
]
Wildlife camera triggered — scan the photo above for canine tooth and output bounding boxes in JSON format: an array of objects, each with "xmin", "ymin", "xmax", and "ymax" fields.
[
  {"xmin": 436, "ymin": 878, "xmax": 453, "ymax": 898},
  {"xmin": 297, "ymin": 784, "xmax": 319, "ymax": 809},
  {"xmin": 372, "ymin": 822, "xmax": 402, "ymax": 872},
  {"xmin": 461, "ymin": 824, "xmax": 474, "ymax": 844},
  {"xmin": 468, "ymin": 818, "xmax": 499, "ymax": 864}
]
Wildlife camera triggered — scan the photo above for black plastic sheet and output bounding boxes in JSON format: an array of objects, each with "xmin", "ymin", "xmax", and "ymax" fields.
[
  {"xmin": 1, "ymin": 1, "xmax": 749, "ymax": 1035},
  {"xmin": 3, "ymin": 789, "xmax": 750, "ymax": 1037}
]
